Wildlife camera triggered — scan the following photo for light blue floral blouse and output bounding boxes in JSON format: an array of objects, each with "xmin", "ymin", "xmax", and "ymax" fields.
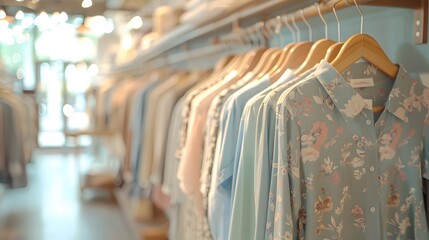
[{"xmin": 272, "ymin": 60, "xmax": 429, "ymax": 240}]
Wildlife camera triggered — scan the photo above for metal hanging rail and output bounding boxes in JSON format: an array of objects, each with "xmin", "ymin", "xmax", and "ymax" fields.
[{"xmin": 110, "ymin": 0, "xmax": 427, "ymax": 74}]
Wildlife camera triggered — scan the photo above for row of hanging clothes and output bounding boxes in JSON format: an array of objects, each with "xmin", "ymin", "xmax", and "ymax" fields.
[
  {"xmin": 0, "ymin": 66, "xmax": 37, "ymax": 188},
  {"xmin": 92, "ymin": 0, "xmax": 429, "ymax": 239}
]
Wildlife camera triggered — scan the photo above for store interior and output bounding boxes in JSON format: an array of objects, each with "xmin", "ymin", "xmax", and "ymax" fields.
[{"xmin": 0, "ymin": 0, "xmax": 429, "ymax": 240}]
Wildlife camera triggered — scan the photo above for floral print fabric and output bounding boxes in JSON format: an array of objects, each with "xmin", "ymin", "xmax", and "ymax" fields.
[{"xmin": 272, "ymin": 60, "xmax": 429, "ymax": 240}]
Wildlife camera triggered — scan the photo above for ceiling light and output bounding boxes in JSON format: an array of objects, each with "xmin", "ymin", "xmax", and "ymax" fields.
[
  {"xmin": 128, "ymin": 16, "xmax": 142, "ymax": 29},
  {"xmin": 72, "ymin": 16, "xmax": 84, "ymax": 27},
  {"xmin": 104, "ymin": 18, "xmax": 114, "ymax": 33},
  {"xmin": 0, "ymin": 10, "xmax": 6, "ymax": 19},
  {"xmin": 15, "ymin": 10, "xmax": 24, "ymax": 20},
  {"xmin": 84, "ymin": 15, "xmax": 110, "ymax": 35},
  {"xmin": 82, "ymin": 0, "xmax": 93, "ymax": 8},
  {"xmin": 34, "ymin": 11, "xmax": 49, "ymax": 28},
  {"xmin": 60, "ymin": 12, "xmax": 68, "ymax": 22},
  {"xmin": 16, "ymin": 0, "xmax": 24, "ymax": 2}
]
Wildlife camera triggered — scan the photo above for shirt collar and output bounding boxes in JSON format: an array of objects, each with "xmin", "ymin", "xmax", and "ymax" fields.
[
  {"xmin": 384, "ymin": 66, "xmax": 422, "ymax": 123},
  {"xmin": 315, "ymin": 60, "xmax": 418, "ymax": 123}
]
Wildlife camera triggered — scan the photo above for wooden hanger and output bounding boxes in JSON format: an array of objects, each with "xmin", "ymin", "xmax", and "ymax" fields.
[
  {"xmin": 326, "ymin": 1, "xmax": 344, "ymax": 63},
  {"xmin": 331, "ymin": 33, "xmax": 399, "ymax": 78},
  {"xmin": 233, "ymin": 48, "xmax": 268, "ymax": 79},
  {"xmin": 243, "ymin": 21, "xmax": 283, "ymax": 79},
  {"xmin": 331, "ymin": 0, "xmax": 398, "ymax": 79},
  {"xmin": 223, "ymin": 25, "xmax": 269, "ymax": 79},
  {"xmin": 245, "ymin": 48, "xmax": 279, "ymax": 78},
  {"xmin": 270, "ymin": 11, "xmax": 315, "ymax": 82},
  {"xmin": 265, "ymin": 43, "xmax": 295, "ymax": 82},
  {"xmin": 255, "ymin": 48, "xmax": 282, "ymax": 79},
  {"xmin": 325, "ymin": 42, "xmax": 344, "ymax": 62},
  {"xmin": 270, "ymin": 41, "xmax": 313, "ymax": 82},
  {"xmin": 294, "ymin": 39, "xmax": 335, "ymax": 76},
  {"xmin": 266, "ymin": 15, "xmax": 298, "ymax": 83},
  {"xmin": 295, "ymin": 4, "xmax": 336, "ymax": 76},
  {"xmin": 331, "ymin": 34, "xmax": 398, "ymax": 113},
  {"xmin": 331, "ymin": 0, "xmax": 396, "ymax": 114},
  {"xmin": 205, "ymin": 54, "xmax": 243, "ymax": 85},
  {"xmin": 372, "ymin": 106, "xmax": 385, "ymax": 113}
]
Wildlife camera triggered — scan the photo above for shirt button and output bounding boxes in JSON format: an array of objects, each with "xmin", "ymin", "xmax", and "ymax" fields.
[
  {"xmin": 366, "ymin": 120, "xmax": 372, "ymax": 125},
  {"xmin": 370, "ymin": 166, "xmax": 375, "ymax": 172},
  {"xmin": 370, "ymin": 207, "xmax": 376, "ymax": 213}
]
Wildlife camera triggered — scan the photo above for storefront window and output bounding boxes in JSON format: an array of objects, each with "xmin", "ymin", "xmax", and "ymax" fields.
[{"xmin": 0, "ymin": 11, "xmax": 112, "ymax": 147}]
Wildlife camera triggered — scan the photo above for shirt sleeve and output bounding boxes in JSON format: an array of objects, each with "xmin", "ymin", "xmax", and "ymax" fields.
[
  {"xmin": 177, "ymin": 103, "xmax": 204, "ymax": 195},
  {"xmin": 271, "ymin": 104, "xmax": 303, "ymax": 240},
  {"xmin": 216, "ymin": 107, "xmax": 238, "ymax": 191},
  {"xmin": 254, "ymin": 101, "xmax": 275, "ymax": 239},
  {"xmin": 228, "ymin": 107, "xmax": 257, "ymax": 240}
]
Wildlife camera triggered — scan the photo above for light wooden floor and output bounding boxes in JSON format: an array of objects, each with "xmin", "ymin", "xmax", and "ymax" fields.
[{"xmin": 0, "ymin": 148, "xmax": 132, "ymax": 240}]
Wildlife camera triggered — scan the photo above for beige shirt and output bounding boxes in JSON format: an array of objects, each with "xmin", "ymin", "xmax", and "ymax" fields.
[
  {"xmin": 139, "ymin": 73, "xmax": 185, "ymax": 188},
  {"xmin": 177, "ymin": 70, "xmax": 239, "ymax": 201},
  {"xmin": 151, "ymin": 73, "xmax": 200, "ymax": 186}
]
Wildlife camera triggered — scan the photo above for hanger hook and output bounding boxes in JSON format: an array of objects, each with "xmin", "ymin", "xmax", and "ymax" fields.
[
  {"xmin": 264, "ymin": 20, "xmax": 276, "ymax": 47},
  {"xmin": 249, "ymin": 26, "xmax": 258, "ymax": 49},
  {"xmin": 292, "ymin": 13, "xmax": 301, "ymax": 42},
  {"xmin": 238, "ymin": 29, "xmax": 245, "ymax": 50},
  {"xmin": 283, "ymin": 14, "xmax": 296, "ymax": 42},
  {"xmin": 316, "ymin": 3, "xmax": 328, "ymax": 39},
  {"xmin": 270, "ymin": 18, "xmax": 282, "ymax": 47},
  {"xmin": 351, "ymin": 0, "xmax": 364, "ymax": 34},
  {"xmin": 238, "ymin": 29, "xmax": 247, "ymax": 49},
  {"xmin": 257, "ymin": 21, "xmax": 266, "ymax": 48},
  {"xmin": 333, "ymin": 0, "xmax": 342, "ymax": 41},
  {"xmin": 243, "ymin": 29, "xmax": 251, "ymax": 49},
  {"xmin": 275, "ymin": 16, "xmax": 285, "ymax": 46},
  {"xmin": 300, "ymin": 9, "xmax": 312, "ymax": 41}
]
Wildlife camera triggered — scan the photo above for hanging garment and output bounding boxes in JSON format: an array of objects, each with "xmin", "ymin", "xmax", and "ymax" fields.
[
  {"xmin": 150, "ymin": 72, "xmax": 200, "ymax": 186},
  {"xmin": 129, "ymin": 76, "xmax": 164, "ymax": 184},
  {"xmin": 176, "ymin": 66, "xmax": 231, "ymax": 163},
  {"xmin": 0, "ymin": 94, "xmax": 28, "ymax": 188},
  {"xmin": 206, "ymin": 74, "xmax": 269, "ymax": 240},
  {"xmin": 162, "ymin": 97, "xmax": 187, "ymax": 240},
  {"xmin": 272, "ymin": 60, "xmax": 429, "ymax": 239},
  {"xmin": 228, "ymin": 68, "xmax": 299, "ymax": 240},
  {"xmin": 257, "ymin": 66, "xmax": 317, "ymax": 240},
  {"xmin": 140, "ymin": 73, "xmax": 187, "ymax": 188}
]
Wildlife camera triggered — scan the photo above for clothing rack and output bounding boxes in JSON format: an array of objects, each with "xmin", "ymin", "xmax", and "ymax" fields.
[
  {"xmin": 95, "ymin": 1, "xmax": 429, "ymax": 239},
  {"xmin": 279, "ymin": 0, "xmax": 426, "ymax": 44},
  {"xmin": 219, "ymin": 0, "xmax": 427, "ymax": 49},
  {"xmin": 110, "ymin": 0, "xmax": 427, "ymax": 75}
]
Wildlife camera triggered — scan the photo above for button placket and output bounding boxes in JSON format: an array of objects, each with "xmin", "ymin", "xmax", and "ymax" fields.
[{"xmin": 361, "ymin": 110, "xmax": 380, "ymax": 239}]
